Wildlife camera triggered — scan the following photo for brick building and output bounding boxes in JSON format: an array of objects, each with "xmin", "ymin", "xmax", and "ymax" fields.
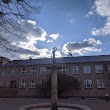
[
  {"xmin": 0, "ymin": 55, "xmax": 110, "ymax": 98},
  {"xmin": 0, "ymin": 56, "xmax": 10, "ymax": 66}
]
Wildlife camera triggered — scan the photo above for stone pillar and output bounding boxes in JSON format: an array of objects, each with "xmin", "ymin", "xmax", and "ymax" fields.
[{"xmin": 51, "ymin": 69, "xmax": 58, "ymax": 110}]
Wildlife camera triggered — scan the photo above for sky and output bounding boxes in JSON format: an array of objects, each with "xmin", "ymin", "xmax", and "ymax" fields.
[{"xmin": 1, "ymin": 0, "xmax": 110, "ymax": 60}]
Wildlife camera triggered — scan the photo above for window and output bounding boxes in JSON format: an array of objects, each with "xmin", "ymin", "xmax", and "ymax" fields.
[
  {"xmin": 72, "ymin": 66, "xmax": 79, "ymax": 74},
  {"xmin": 11, "ymin": 68, "xmax": 17, "ymax": 76},
  {"xmin": 61, "ymin": 66, "xmax": 67, "ymax": 74},
  {"xmin": 0, "ymin": 81, "xmax": 5, "ymax": 87},
  {"xmin": 83, "ymin": 65, "xmax": 91, "ymax": 74},
  {"xmin": 107, "ymin": 65, "xmax": 110, "ymax": 73},
  {"xmin": 84, "ymin": 79, "xmax": 93, "ymax": 88},
  {"xmin": 19, "ymin": 81, "xmax": 26, "ymax": 88},
  {"xmin": 97, "ymin": 79, "xmax": 105, "ymax": 88},
  {"xmin": 95, "ymin": 65, "xmax": 103, "ymax": 73},
  {"xmin": 29, "ymin": 80, "xmax": 36, "ymax": 88},
  {"xmin": 10, "ymin": 81, "xmax": 17, "ymax": 88},
  {"xmin": 2, "ymin": 69, "xmax": 7, "ymax": 76},
  {"xmin": 30, "ymin": 68, "xmax": 36, "ymax": 75},
  {"xmin": 40, "ymin": 67, "xmax": 46, "ymax": 75},
  {"xmin": 21, "ymin": 68, "xmax": 26, "ymax": 75},
  {"xmin": 41, "ymin": 80, "xmax": 47, "ymax": 84}
]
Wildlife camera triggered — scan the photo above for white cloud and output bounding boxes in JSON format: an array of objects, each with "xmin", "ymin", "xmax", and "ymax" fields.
[
  {"xmin": 49, "ymin": 33, "xmax": 62, "ymax": 40},
  {"xmin": 90, "ymin": 0, "xmax": 110, "ymax": 35},
  {"xmin": 55, "ymin": 51, "xmax": 62, "ymax": 58},
  {"xmin": 19, "ymin": 48, "xmax": 49, "ymax": 59},
  {"xmin": 62, "ymin": 38, "xmax": 102, "ymax": 55},
  {"xmin": 47, "ymin": 40, "xmax": 53, "ymax": 43},
  {"xmin": 85, "ymin": 10, "xmax": 94, "ymax": 17},
  {"xmin": 0, "ymin": 20, "xmax": 48, "ymax": 60}
]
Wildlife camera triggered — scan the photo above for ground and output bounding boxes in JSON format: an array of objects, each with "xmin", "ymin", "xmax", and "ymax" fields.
[{"xmin": 0, "ymin": 98, "xmax": 110, "ymax": 110}]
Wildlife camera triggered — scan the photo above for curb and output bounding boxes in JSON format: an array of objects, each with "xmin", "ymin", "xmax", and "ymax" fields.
[{"xmin": 19, "ymin": 103, "xmax": 92, "ymax": 110}]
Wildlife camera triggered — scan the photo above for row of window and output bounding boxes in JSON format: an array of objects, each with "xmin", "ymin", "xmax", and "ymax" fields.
[
  {"xmin": 0, "ymin": 79, "xmax": 105, "ymax": 89},
  {"xmin": 2, "ymin": 65, "xmax": 110, "ymax": 76},
  {"xmin": 0, "ymin": 80, "xmax": 47, "ymax": 88},
  {"xmin": 2, "ymin": 67, "xmax": 47, "ymax": 76},
  {"xmin": 84, "ymin": 79, "xmax": 105, "ymax": 88},
  {"xmin": 62, "ymin": 65, "xmax": 110, "ymax": 74}
]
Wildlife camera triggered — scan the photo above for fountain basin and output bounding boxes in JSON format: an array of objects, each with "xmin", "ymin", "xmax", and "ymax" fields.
[{"xmin": 19, "ymin": 103, "xmax": 91, "ymax": 110}]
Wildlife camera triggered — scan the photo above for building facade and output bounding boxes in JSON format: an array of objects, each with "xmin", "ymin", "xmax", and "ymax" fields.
[
  {"xmin": 0, "ymin": 56, "xmax": 10, "ymax": 66},
  {"xmin": 0, "ymin": 55, "xmax": 110, "ymax": 98}
]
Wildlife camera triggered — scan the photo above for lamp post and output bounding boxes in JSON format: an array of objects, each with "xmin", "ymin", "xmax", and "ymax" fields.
[{"xmin": 47, "ymin": 47, "xmax": 61, "ymax": 110}]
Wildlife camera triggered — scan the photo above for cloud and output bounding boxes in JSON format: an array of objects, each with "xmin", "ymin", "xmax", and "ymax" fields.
[
  {"xmin": 62, "ymin": 38, "xmax": 102, "ymax": 55},
  {"xmin": 85, "ymin": 10, "xmax": 94, "ymax": 17},
  {"xmin": 0, "ymin": 20, "xmax": 48, "ymax": 60},
  {"xmin": 49, "ymin": 33, "xmax": 62, "ymax": 40},
  {"xmin": 90, "ymin": 0, "xmax": 110, "ymax": 35},
  {"xmin": 19, "ymin": 48, "xmax": 49, "ymax": 59},
  {"xmin": 46, "ymin": 33, "xmax": 62, "ymax": 43},
  {"xmin": 47, "ymin": 40, "xmax": 53, "ymax": 43},
  {"xmin": 69, "ymin": 18, "xmax": 75, "ymax": 24},
  {"xmin": 55, "ymin": 51, "xmax": 62, "ymax": 58}
]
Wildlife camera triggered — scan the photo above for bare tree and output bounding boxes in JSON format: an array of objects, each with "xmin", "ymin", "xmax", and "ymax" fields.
[
  {"xmin": 38, "ymin": 73, "xmax": 80, "ymax": 98},
  {"xmin": 0, "ymin": 0, "xmax": 41, "ymax": 52}
]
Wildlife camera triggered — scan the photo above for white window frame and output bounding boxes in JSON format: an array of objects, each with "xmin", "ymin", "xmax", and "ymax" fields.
[
  {"xmin": 2, "ymin": 69, "xmax": 7, "ymax": 76},
  {"xmin": 83, "ymin": 65, "xmax": 91, "ymax": 74},
  {"xmin": 11, "ymin": 68, "xmax": 17, "ymax": 76},
  {"xmin": 19, "ymin": 81, "xmax": 26, "ymax": 88},
  {"xmin": 95, "ymin": 65, "xmax": 103, "ymax": 73},
  {"xmin": 84, "ymin": 79, "xmax": 93, "ymax": 88},
  {"xmin": 97, "ymin": 79, "xmax": 105, "ymax": 88},
  {"xmin": 61, "ymin": 66, "xmax": 67, "ymax": 74},
  {"xmin": 21, "ymin": 68, "xmax": 26, "ymax": 75},
  {"xmin": 30, "ymin": 67, "xmax": 36, "ymax": 75},
  {"xmin": 29, "ymin": 80, "xmax": 36, "ymax": 88},
  {"xmin": 40, "ymin": 67, "xmax": 46, "ymax": 75},
  {"xmin": 72, "ymin": 66, "xmax": 79, "ymax": 74}
]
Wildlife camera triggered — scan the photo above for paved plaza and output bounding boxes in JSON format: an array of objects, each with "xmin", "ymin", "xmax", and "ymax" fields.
[{"xmin": 0, "ymin": 98, "xmax": 110, "ymax": 110}]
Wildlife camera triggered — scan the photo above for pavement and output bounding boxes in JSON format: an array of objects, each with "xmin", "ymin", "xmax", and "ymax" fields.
[
  {"xmin": 32, "ymin": 108, "xmax": 76, "ymax": 110},
  {"xmin": 0, "ymin": 98, "xmax": 110, "ymax": 110}
]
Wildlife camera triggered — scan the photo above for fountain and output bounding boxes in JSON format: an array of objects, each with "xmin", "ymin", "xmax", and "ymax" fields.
[{"xmin": 19, "ymin": 47, "xmax": 92, "ymax": 110}]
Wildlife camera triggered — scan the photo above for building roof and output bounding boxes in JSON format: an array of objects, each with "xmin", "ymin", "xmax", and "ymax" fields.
[
  {"xmin": 2, "ymin": 55, "xmax": 110, "ymax": 67},
  {"xmin": 0, "ymin": 56, "xmax": 10, "ymax": 66}
]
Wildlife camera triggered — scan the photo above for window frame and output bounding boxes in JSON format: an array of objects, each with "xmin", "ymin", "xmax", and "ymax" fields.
[
  {"xmin": 96, "ymin": 79, "xmax": 105, "ymax": 88},
  {"xmin": 95, "ymin": 65, "xmax": 103, "ymax": 73},
  {"xmin": 61, "ymin": 66, "xmax": 67, "ymax": 74},
  {"xmin": 19, "ymin": 80, "xmax": 26, "ymax": 88},
  {"xmin": 84, "ymin": 79, "xmax": 93, "ymax": 88},
  {"xmin": 83, "ymin": 65, "xmax": 91, "ymax": 74},
  {"xmin": 40, "ymin": 67, "xmax": 47, "ymax": 75},
  {"xmin": 29, "ymin": 80, "xmax": 36, "ymax": 88},
  {"xmin": 107, "ymin": 65, "xmax": 110, "ymax": 73},
  {"xmin": 20, "ymin": 68, "xmax": 27, "ymax": 75},
  {"xmin": 72, "ymin": 66, "xmax": 79, "ymax": 74},
  {"xmin": 11, "ymin": 68, "xmax": 17, "ymax": 76},
  {"xmin": 30, "ymin": 67, "xmax": 37, "ymax": 75},
  {"xmin": 2, "ymin": 69, "xmax": 8, "ymax": 76}
]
